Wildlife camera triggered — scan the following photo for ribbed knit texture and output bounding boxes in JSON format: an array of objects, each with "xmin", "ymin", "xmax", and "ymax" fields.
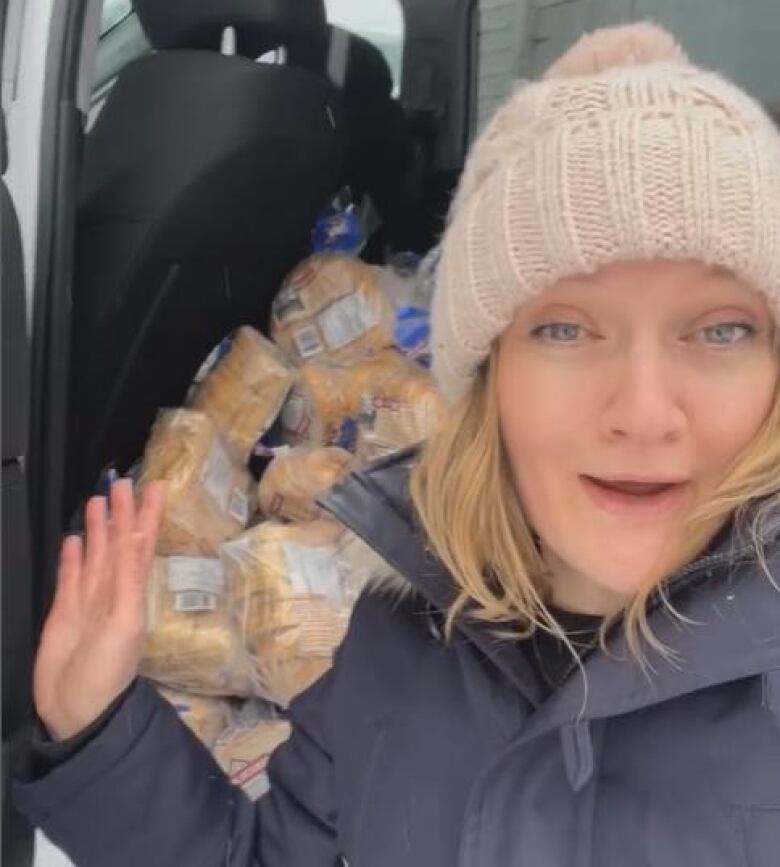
[{"xmin": 432, "ymin": 22, "xmax": 780, "ymax": 401}]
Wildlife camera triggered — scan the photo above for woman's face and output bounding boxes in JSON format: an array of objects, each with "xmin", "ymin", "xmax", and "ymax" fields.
[{"xmin": 497, "ymin": 259, "xmax": 779, "ymax": 615}]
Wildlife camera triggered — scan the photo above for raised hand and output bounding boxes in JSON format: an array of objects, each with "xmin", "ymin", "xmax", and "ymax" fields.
[{"xmin": 33, "ymin": 479, "xmax": 164, "ymax": 741}]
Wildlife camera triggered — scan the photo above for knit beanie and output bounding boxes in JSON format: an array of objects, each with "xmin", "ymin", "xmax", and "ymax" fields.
[{"xmin": 431, "ymin": 21, "xmax": 780, "ymax": 402}]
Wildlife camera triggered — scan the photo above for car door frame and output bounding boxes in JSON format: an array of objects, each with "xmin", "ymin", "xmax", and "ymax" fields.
[
  {"xmin": 2, "ymin": 105, "xmax": 36, "ymax": 867},
  {"xmin": 2, "ymin": 0, "xmax": 91, "ymax": 860},
  {"xmin": 400, "ymin": 0, "xmax": 479, "ymax": 171}
]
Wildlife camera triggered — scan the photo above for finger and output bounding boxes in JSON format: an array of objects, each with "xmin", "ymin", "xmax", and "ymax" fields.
[
  {"xmin": 108, "ymin": 478, "xmax": 135, "ymax": 550},
  {"xmin": 135, "ymin": 482, "xmax": 164, "ymax": 569},
  {"xmin": 111, "ymin": 483, "xmax": 163, "ymax": 622},
  {"xmin": 112, "ymin": 531, "xmax": 151, "ymax": 625},
  {"xmin": 82, "ymin": 497, "xmax": 108, "ymax": 594},
  {"xmin": 50, "ymin": 535, "xmax": 83, "ymax": 618}
]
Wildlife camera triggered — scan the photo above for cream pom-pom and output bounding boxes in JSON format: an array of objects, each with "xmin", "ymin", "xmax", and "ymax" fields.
[{"xmin": 543, "ymin": 21, "xmax": 687, "ymax": 80}]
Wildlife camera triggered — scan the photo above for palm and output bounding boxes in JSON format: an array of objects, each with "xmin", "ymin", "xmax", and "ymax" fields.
[{"xmin": 33, "ymin": 481, "xmax": 163, "ymax": 741}]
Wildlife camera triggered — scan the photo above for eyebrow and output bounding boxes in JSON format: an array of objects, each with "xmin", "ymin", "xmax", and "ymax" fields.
[
  {"xmin": 524, "ymin": 300, "xmax": 596, "ymax": 320},
  {"xmin": 710, "ymin": 264, "xmax": 736, "ymax": 280},
  {"xmin": 524, "ymin": 297, "xmax": 769, "ymax": 324}
]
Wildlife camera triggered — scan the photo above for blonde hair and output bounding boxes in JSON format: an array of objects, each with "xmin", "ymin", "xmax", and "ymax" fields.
[{"xmin": 409, "ymin": 344, "xmax": 780, "ymax": 660}]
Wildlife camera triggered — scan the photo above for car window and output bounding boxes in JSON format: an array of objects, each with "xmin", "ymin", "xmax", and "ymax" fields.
[
  {"xmin": 90, "ymin": 0, "xmax": 150, "ymax": 129},
  {"xmin": 100, "ymin": 0, "xmax": 132, "ymax": 37},
  {"xmin": 94, "ymin": 1, "xmax": 406, "ymax": 93},
  {"xmin": 324, "ymin": 0, "xmax": 405, "ymax": 96}
]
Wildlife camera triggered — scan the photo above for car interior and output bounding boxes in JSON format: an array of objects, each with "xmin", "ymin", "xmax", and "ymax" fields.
[
  {"xmin": 2, "ymin": 1, "xmax": 475, "ymax": 863},
  {"xmin": 64, "ymin": 0, "xmax": 470, "ymax": 527},
  {"xmin": 5, "ymin": 1, "xmax": 780, "ymax": 864}
]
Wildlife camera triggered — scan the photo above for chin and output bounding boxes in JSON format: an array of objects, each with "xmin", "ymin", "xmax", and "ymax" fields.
[
  {"xmin": 574, "ymin": 541, "xmax": 671, "ymax": 596},
  {"xmin": 586, "ymin": 568, "xmax": 651, "ymax": 599}
]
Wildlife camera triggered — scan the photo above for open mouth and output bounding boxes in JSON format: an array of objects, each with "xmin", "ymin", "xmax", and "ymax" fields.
[
  {"xmin": 580, "ymin": 476, "xmax": 689, "ymax": 516},
  {"xmin": 586, "ymin": 478, "xmax": 677, "ymax": 496}
]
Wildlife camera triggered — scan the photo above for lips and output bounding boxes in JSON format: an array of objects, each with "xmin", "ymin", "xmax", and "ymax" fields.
[
  {"xmin": 587, "ymin": 478, "xmax": 675, "ymax": 496},
  {"xmin": 580, "ymin": 475, "xmax": 689, "ymax": 517}
]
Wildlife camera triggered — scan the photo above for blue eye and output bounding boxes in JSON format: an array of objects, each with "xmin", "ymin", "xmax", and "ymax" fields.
[
  {"xmin": 700, "ymin": 322, "xmax": 757, "ymax": 345},
  {"xmin": 531, "ymin": 323, "xmax": 583, "ymax": 343}
]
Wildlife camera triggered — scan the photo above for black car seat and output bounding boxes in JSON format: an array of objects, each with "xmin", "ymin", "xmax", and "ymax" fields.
[
  {"xmin": 65, "ymin": 0, "xmax": 344, "ymax": 519},
  {"xmin": 279, "ymin": 9, "xmax": 415, "ymax": 256},
  {"xmin": 318, "ymin": 26, "xmax": 415, "ymax": 256}
]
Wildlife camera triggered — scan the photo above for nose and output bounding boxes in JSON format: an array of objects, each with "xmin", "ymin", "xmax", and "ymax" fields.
[{"xmin": 599, "ymin": 342, "xmax": 687, "ymax": 445}]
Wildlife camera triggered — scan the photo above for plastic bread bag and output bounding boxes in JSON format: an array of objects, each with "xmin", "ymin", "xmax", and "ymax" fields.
[
  {"xmin": 377, "ymin": 245, "xmax": 439, "ymax": 310},
  {"xmin": 374, "ymin": 251, "xmax": 422, "ymax": 308},
  {"xmin": 139, "ymin": 409, "xmax": 254, "ymax": 556},
  {"xmin": 220, "ymin": 519, "xmax": 363, "ymax": 707},
  {"xmin": 344, "ymin": 350, "xmax": 446, "ymax": 460},
  {"xmin": 270, "ymin": 253, "xmax": 395, "ymax": 366},
  {"xmin": 375, "ymin": 250, "xmax": 437, "ymax": 367},
  {"xmin": 140, "ymin": 555, "xmax": 260, "ymax": 697},
  {"xmin": 277, "ymin": 362, "xmax": 351, "ymax": 449},
  {"xmin": 189, "ymin": 327, "xmax": 297, "ymax": 462},
  {"xmin": 355, "ymin": 377, "xmax": 447, "ymax": 462},
  {"xmin": 257, "ymin": 447, "xmax": 354, "ymax": 523},
  {"xmin": 154, "ymin": 685, "xmax": 234, "ymax": 749},
  {"xmin": 310, "ymin": 194, "xmax": 366, "ymax": 257},
  {"xmin": 277, "ymin": 349, "xmax": 432, "ymax": 453},
  {"xmin": 414, "ymin": 245, "xmax": 440, "ymax": 308},
  {"xmin": 186, "ymin": 336, "xmax": 232, "ymax": 403},
  {"xmin": 213, "ymin": 700, "xmax": 292, "ymax": 801},
  {"xmin": 140, "ymin": 533, "xmax": 391, "ymax": 702},
  {"xmin": 392, "ymin": 304, "xmax": 431, "ymax": 368}
]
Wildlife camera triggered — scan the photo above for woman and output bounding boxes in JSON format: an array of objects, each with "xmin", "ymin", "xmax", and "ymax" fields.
[{"xmin": 13, "ymin": 22, "xmax": 780, "ymax": 867}]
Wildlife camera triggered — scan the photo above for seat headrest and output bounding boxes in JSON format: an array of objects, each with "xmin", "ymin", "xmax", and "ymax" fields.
[{"xmin": 133, "ymin": 0, "xmax": 327, "ymax": 58}]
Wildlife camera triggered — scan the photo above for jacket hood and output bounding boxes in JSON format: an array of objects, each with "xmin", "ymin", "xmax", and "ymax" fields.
[{"xmin": 319, "ymin": 447, "xmax": 780, "ymax": 736}]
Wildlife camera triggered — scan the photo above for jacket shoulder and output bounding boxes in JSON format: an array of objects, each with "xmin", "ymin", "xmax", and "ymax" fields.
[
  {"xmin": 328, "ymin": 579, "xmax": 443, "ymax": 719},
  {"xmin": 349, "ymin": 444, "xmax": 419, "ymax": 519}
]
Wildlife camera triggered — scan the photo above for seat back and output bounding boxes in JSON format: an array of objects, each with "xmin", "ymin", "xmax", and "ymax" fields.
[
  {"xmin": 66, "ymin": 0, "xmax": 344, "ymax": 517},
  {"xmin": 289, "ymin": 23, "xmax": 415, "ymax": 254}
]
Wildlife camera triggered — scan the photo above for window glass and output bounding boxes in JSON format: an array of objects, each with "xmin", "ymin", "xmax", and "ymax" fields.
[
  {"xmin": 100, "ymin": 0, "xmax": 132, "ymax": 37},
  {"xmin": 324, "ymin": 0, "xmax": 404, "ymax": 95}
]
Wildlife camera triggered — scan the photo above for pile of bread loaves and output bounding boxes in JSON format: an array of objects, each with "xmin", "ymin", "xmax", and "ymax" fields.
[{"xmin": 134, "ymin": 252, "xmax": 444, "ymax": 799}]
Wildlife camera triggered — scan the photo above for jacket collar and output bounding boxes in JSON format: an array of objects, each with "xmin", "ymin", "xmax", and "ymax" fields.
[
  {"xmin": 319, "ymin": 447, "xmax": 780, "ymax": 723},
  {"xmin": 319, "ymin": 448, "xmax": 547, "ymax": 705}
]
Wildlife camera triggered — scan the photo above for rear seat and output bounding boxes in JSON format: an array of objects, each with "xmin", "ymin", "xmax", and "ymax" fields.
[
  {"xmin": 65, "ymin": 0, "xmax": 345, "ymax": 520},
  {"xmin": 287, "ymin": 19, "xmax": 414, "ymax": 257}
]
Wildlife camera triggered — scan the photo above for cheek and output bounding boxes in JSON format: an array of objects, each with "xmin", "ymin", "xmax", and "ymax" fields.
[
  {"xmin": 496, "ymin": 366, "xmax": 581, "ymax": 522},
  {"xmin": 498, "ymin": 368, "xmax": 589, "ymax": 469},
  {"xmin": 695, "ymin": 367, "xmax": 778, "ymax": 474}
]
